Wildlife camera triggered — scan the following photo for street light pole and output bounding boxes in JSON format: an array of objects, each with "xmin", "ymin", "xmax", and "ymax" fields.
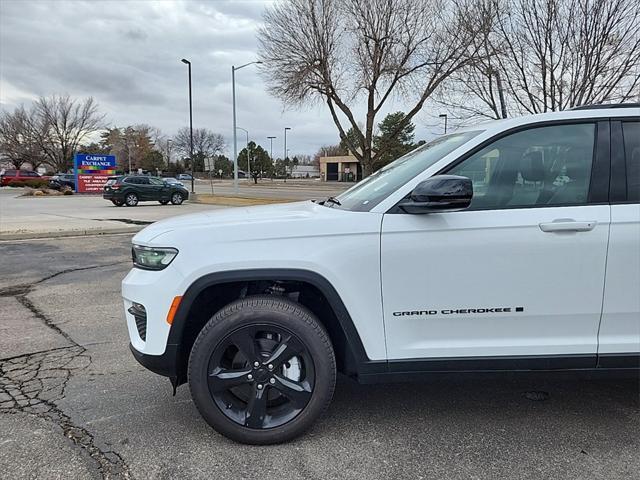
[
  {"xmin": 231, "ymin": 60, "xmax": 262, "ymax": 194},
  {"xmin": 181, "ymin": 58, "xmax": 194, "ymax": 193},
  {"xmin": 236, "ymin": 127, "xmax": 249, "ymax": 180},
  {"xmin": 438, "ymin": 113, "xmax": 448, "ymax": 134},
  {"xmin": 267, "ymin": 136, "xmax": 276, "ymax": 166},
  {"xmin": 283, "ymin": 127, "xmax": 291, "ymax": 180}
]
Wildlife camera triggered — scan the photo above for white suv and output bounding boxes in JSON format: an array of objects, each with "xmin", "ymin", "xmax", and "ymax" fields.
[{"xmin": 123, "ymin": 105, "xmax": 640, "ymax": 444}]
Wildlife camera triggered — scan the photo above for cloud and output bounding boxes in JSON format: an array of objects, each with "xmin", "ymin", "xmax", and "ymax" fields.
[{"xmin": 0, "ymin": 0, "xmax": 438, "ymax": 156}]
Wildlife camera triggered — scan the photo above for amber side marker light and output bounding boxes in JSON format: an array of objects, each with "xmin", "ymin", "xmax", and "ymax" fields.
[{"xmin": 166, "ymin": 296, "xmax": 183, "ymax": 325}]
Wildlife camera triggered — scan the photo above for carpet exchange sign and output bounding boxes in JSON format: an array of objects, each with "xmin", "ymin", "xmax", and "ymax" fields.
[{"xmin": 74, "ymin": 154, "xmax": 116, "ymax": 193}]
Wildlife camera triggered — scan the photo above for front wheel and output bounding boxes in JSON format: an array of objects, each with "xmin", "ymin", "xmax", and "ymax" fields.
[
  {"xmin": 188, "ymin": 296, "xmax": 336, "ymax": 445},
  {"xmin": 171, "ymin": 192, "xmax": 184, "ymax": 205}
]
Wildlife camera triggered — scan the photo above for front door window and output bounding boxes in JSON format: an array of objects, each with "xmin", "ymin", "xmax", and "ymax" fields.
[{"xmin": 448, "ymin": 123, "xmax": 596, "ymax": 210}]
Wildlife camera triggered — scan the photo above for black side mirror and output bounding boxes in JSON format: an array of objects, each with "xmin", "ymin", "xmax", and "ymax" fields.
[{"xmin": 399, "ymin": 175, "xmax": 473, "ymax": 214}]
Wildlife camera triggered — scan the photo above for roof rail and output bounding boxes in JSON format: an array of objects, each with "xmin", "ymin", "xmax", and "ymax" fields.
[{"xmin": 571, "ymin": 103, "xmax": 640, "ymax": 111}]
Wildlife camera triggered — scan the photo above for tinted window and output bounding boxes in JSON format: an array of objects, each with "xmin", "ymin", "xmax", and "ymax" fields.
[
  {"xmin": 448, "ymin": 123, "xmax": 595, "ymax": 210},
  {"xmin": 124, "ymin": 177, "xmax": 138, "ymax": 184},
  {"xmin": 149, "ymin": 177, "xmax": 164, "ymax": 185},
  {"xmin": 622, "ymin": 122, "xmax": 640, "ymax": 202},
  {"xmin": 23, "ymin": 171, "xmax": 39, "ymax": 177},
  {"xmin": 3, "ymin": 170, "xmax": 17, "ymax": 176}
]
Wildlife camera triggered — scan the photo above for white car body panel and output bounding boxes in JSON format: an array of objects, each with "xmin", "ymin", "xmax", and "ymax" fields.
[
  {"xmin": 381, "ymin": 205, "xmax": 610, "ymax": 359},
  {"xmin": 124, "ymin": 202, "xmax": 386, "ymax": 358},
  {"xmin": 122, "ymin": 107, "xmax": 640, "ymax": 367},
  {"xmin": 599, "ymin": 203, "xmax": 640, "ymax": 353}
]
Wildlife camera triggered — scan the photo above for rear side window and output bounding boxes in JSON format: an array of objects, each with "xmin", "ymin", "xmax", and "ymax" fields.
[
  {"xmin": 3, "ymin": 170, "xmax": 17, "ymax": 176},
  {"xmin": 622, "ymin": 122, "xmax": 640, "ymax": 202},
  {"xmin": 124, "ymin": 177, "xmax": 137, "ymax": 184}
]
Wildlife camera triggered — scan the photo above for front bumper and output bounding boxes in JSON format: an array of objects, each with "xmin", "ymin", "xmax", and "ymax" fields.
[
  {"xmin": 122, "ymin": 265, "xmax": 186, "ymax": 355},
  {"xmin": 129, "ymin": 342, "xmax": 179, "ymax": 378}
]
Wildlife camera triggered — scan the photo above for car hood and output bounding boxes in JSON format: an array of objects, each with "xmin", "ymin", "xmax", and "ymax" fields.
[{"xmin": 133, "ymin": 200, "xmax": 354, "ymax": 244}]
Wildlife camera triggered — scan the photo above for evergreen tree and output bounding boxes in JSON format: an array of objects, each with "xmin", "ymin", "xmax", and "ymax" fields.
[{"xmin": 372, "ymin": 112, "xmax": 416, "ymax": 169}]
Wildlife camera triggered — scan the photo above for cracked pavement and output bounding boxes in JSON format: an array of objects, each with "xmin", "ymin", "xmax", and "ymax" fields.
[{"xmin": 0, "ymin": 234, "xmax": 639, "ymax": 479}]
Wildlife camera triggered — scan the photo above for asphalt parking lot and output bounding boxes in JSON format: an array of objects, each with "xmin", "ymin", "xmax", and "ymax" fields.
[{"xmin": 0, "ymin": 233, "xmax": 638, "ymax": 480}]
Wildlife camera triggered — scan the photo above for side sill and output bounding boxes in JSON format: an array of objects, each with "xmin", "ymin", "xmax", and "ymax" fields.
[
  {"xmin": 356, "ymin": 367, "xmax": 640, "ymax": 384},
  {"xmin": 597, "ymin": 353, "xmax": 640, "ymax": 369},
  {"xmin": 387, "ymin": 354, "xmax": 597, "ymax": 373},
  {"xmin": 354, "ymin": 354, "xmax": 640, "ymax": 384}
]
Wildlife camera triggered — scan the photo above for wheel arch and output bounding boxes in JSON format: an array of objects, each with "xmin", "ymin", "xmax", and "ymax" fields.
[{"xmin": 169, "ymin": 269, "xmax": 377, "ymax": 386}]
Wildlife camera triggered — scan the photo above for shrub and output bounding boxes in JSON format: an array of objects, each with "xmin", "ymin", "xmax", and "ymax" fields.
[
  {"xmin": 21, "ymin": 187, "xmax": 62, "ymax": 197},
  {"xmin": 24, "ymin": 179, "xmax": 49, "ymax": 189},
  {"xmin": 62, "ymin": 188, "xmax": 74, "ymax": 195}
]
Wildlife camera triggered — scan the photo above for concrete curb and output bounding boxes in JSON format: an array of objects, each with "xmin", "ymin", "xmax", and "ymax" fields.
[{"xmin": 0, "ymin": 226, "xmax": 143, "ymax": 241}]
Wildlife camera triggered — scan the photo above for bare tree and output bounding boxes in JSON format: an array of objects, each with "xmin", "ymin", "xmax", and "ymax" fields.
[
  {"xmin": 32, "ymin": 95, "xmax": 105, "ymax": 172},
  {"xmin": 173, "ymin": 127, "xmax": 225, "ymax": 172},
  {"xmin": 0, "ymin": 106, "xmax": 44, "ymax": 169},
  {"xmin": 439, "ymin": 0, "xmax": 640, "ymax": 121},
  {"xmin": 258, "ymin": 0, "xmax": 489, "ymax": 175}
]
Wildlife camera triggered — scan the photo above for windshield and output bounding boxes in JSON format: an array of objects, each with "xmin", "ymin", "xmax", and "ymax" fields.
[{"xmin": 332, "ymin": 130, "xmax": 483, "ymax": 211}]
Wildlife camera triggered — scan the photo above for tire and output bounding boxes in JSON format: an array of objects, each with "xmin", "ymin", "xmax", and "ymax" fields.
[
  {"xmin": 112, "ymin": 199, "xmax": 124, "ymax": 207},
  {"xmin": 124, "ymin": 192, "xmax": 138, "ymax": 207},
  {"xmin": 159, "ymin": 200, "xmax": 169, "ymax": 205},
  {"xmin": 188, "ymin": 295, "xmax": 336, "ymax": 445},
  {"xmin": 170, "ymin": 192, "xmax": 184, "ymax": 205}
]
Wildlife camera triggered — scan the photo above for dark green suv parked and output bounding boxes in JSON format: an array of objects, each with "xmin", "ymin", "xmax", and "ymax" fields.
[{"xmin": 103, "ymin": 176, "xmax": 189, "ymax": 207}]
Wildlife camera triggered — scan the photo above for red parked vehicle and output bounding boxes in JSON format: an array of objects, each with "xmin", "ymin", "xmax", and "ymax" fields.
[{"xmin": 0, "ymin": 169, "xmax": 50, "ymax": 186}]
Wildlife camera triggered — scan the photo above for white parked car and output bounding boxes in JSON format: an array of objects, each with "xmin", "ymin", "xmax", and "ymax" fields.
[{"xmin": 123, "ymin": 104, "xmax": 639, "ymax": 444}]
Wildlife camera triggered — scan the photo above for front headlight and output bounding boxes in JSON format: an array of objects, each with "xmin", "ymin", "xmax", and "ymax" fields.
[{"xmin": 132, "ymin": 245, "xmax": 178, "ymax": 270}]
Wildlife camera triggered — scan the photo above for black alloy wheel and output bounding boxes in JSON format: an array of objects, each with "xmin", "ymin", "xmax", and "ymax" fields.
[
  {"xmin": 188, "ymin": 296, "xmax": 336, "ymax": 444},
  {"xmin": 208, "ymin": 324, "xmax": 315, "ymax": 429}
]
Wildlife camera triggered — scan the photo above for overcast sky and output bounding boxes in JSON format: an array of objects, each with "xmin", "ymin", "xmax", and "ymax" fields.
[{"xmin": 0, "ymin": 0, "xmax": 440, "ymax": 156}]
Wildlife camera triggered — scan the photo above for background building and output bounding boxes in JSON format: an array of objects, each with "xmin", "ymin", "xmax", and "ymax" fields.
[
  {"xmin": 290, "ymin": 165, "xmax": 320, "ymax": 178},
  {"xmin": 319, "ymin": 154, "xmax": 362, "ymax": 182}
]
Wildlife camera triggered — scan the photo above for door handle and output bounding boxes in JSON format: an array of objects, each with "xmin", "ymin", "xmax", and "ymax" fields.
[{"xmin": 539, "ymin": 219, "xmax": 597, "ymax": 233}]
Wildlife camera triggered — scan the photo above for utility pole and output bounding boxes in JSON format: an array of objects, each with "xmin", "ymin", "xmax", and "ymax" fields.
[
  {"xmin": 181, "ymin": 58, "xmax": 194, "ymax": 193},
  {"xmin": 284, "ymin": 127, "xmax": 291, "ymax": 181},
  {"xmin": 232, "ymin": 61, "xmax": 262, "ymax": 193},
  {"xmin": 267, "ymin": 136, "xmax": 276, "ymax": 170}
]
